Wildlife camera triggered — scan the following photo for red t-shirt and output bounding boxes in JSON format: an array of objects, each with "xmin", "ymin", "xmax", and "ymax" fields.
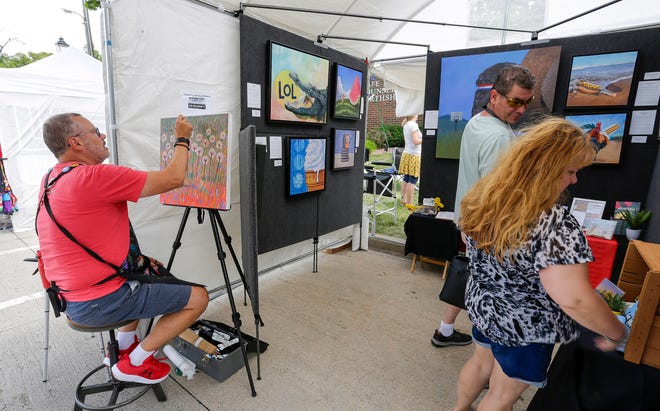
[{"xmin": 37, "ymin": 162, "xmax": 147, "ymax": 302}]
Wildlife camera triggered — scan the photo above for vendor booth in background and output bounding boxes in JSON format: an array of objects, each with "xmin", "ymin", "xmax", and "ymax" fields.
[{"xmin": 0, "ymin": 47, "xmax": 105, "ymax": 232}]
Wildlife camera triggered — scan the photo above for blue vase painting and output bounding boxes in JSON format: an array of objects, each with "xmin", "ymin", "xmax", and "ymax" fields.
[{"xmin": 288, "ymin": 137, "xmax": 326, "ymax": 196}]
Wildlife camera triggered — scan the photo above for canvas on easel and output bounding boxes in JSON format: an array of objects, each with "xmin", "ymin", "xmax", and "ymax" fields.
[{"xmin": 159, "ymin": 113, "xmax": 231, "ymax": 210}]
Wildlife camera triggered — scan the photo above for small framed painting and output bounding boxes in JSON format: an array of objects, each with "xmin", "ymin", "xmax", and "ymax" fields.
[
  {"xmin": 332, "ymin": 64, "xmax": 362, "ymax": 119},
  {"xmin": 269, "ymin": 41, "xmax": 330, "ymax": 124},
  {"xmin": 332, "ymin": 129, "xmax": 357, "ymax": 170},
  {"xmin": 287, "ymin": 137, "xmax": 327, "ymax": 196},
  {"xmin": 566, "ymin": 50, "xmax": 638, "ymax": 108},
  {"xmin": 565, "ymin": 112, "xmax": 627, "ymax": 164}
]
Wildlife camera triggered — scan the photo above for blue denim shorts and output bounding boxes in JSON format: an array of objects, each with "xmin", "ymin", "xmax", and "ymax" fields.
[
  {"xmin": 65, "ymin": 281, "xmax": 191, "ymax": 327},
  {"xmin": 402, "ymin": 174, "xmax": 418, "ymax": 184},
  {"xmin": 472, "ymin": 327, "xmax": 554, "ymax": 388}
]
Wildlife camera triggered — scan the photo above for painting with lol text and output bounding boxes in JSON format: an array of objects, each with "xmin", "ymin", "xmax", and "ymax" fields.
[{"xmin": 269, "ymin": 42, "xmax": 330, "ymax": 124}]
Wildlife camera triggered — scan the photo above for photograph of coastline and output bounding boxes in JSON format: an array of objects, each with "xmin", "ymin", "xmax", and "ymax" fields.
[
  {"xmin": 566, "ymin": 51, "xmax": 638, "ymax": 108},
  {"xmin": 435, "ymin": 46, "xmax": 562, "ymax": 159},
  {"xmin": 566, "ymin": 112, "xmax": 627, "ymax": 164},
  {"xmin": 287, "ymin": 137, "xmax": 326, "ymax": 196}
]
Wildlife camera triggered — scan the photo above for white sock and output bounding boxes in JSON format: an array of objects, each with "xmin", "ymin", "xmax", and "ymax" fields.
[
  {"xmin": 117, "ymin": 331, "xmax": 137, "ymax": 351},
  {"xmin": 129, "ymin": 343, "xmax": 156, "ymax": 366},
  {"xmin": 439, "ymin": 321, "xmax": 455, "ymax": 337}
]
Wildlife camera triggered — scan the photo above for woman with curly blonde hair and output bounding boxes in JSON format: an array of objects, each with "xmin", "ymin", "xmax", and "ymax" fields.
[{"xmin": 452, "ymin": 117, "xmax": 628, "ymax": 411}]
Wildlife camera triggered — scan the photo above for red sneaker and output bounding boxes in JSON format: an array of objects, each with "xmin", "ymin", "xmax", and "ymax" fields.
[
  {"xmin": 111, "ymin": 354, "xmax": 171, "ymax": 384},
  {"xmin": 103, "ymin": 336, "xmax": 140, "ymax": 367}
]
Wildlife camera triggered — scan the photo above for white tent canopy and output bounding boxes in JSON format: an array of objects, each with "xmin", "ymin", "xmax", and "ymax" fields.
[
  {"xmin": 218, "ymin": 0, "xmax": 660, "ymax": 115},
  {"xmin": 102, "ymin": 0, "xmax": 659, "ymax": 281},
  {"xmin": 225, "ymin": 0, "xmax": 659, "ymax": 62},
  {"xmin": 0, "ymin": 47, "xmax": 106, "ymax": 232}
]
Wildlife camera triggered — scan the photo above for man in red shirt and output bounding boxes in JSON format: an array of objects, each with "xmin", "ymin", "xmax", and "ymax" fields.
[{"xmin": 38, "ymin": 113, "xmax": 208, "ymax": 384}]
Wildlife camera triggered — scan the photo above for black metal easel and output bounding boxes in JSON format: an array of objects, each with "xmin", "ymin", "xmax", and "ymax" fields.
[{"xmin": 166, "ymin": 207, "xmax": 260, "ymax": 397}]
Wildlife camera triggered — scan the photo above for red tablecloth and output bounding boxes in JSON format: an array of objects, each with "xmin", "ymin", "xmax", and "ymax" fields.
[{"xmin": 586, "ymin": 235, "xmax": 618, "ymax": 288}]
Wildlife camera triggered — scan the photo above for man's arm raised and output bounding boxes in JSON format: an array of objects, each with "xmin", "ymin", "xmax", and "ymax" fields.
[{"xmin": 140, "ymin": 115, "xmax": 192, "ymax": 198}]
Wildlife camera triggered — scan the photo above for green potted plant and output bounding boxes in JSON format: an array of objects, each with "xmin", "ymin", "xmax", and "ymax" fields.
[
  {"xmin": 621, "ymin": 209, "xmax": 652, "ymax": 240},
  {"xmin": 599, "ymin": 290, "xmax": 626, "ymax": 315}
]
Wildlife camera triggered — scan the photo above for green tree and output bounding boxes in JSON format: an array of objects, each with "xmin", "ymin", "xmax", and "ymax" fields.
[
  {"xmin": 90, "ymin": 48, "xmax": 102, "ymax": 60},
  {"xmin": 1, "ymin": 0, "xmax": 103, "ymax": 65},
  {"xmin": 0, "ymin": 51, "xmax": 51, "ymax": 68},
  {"xmin": 84, "ymin": 1, "xmax": 101, "ymax": 11}
]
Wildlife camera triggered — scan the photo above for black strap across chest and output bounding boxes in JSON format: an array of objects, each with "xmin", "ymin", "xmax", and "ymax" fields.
[
  {"xmin": 37, "ymin": 164, "xmax": 203, "ymax": 289},
  {"xmin": 38, "ymin": 164, "xmax": 124, "ymax": 274}
]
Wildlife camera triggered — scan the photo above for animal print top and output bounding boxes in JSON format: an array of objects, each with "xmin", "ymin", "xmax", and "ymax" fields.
[{"xmin": 465, "ymin": 205, "xmax": 593, "ymax": 346}]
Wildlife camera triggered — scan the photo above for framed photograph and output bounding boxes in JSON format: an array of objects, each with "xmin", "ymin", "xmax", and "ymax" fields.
[
  {"xmin": 569, "ymin": 197, "xmax": 606, "ymax": 227},
  {"xmin": 566, "ymin": 50, "xmax": 638, "ymax": 108},
  {"xmin": 613, "ymin": 200, "xmax": 641, "ymax": 220},
  {"xmin": 333, "ymin": 64, "xmax": 362, "ymax": 119},
  {"xmin": 287, "ymin": 137, "xmax": 327, "ymax": 196},
  {"xmin": 435, "ymin": 46, "xmax": 562, "ymax": 159},
  {"xmin": 269, "ymin": 42, "xmax": 330, "ymax": 124},
  {"xmin": 583, "ymin": 218, "xmax": 617, "ymax": 240},
  {"xmin": 332, "ymin": 128, "xmax": 357, "ymax": 170},
  {"xmin": 565, "ymin": 112, "xmax": 627, "ymax": 164},
  {"xmin": 159, "ymin": 113, "xmax": 230, "ymax": 210}
]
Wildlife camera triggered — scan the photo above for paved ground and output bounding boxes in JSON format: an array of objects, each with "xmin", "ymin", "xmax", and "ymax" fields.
[{"xmin": 0, "ymin": 228, "xmax": 535, "ymax": 410}]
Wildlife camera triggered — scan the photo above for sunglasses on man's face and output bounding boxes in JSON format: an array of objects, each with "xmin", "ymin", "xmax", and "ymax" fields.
[{"xmin": 495, "ymin": 89, "xmax": 534, "ymax": 108}]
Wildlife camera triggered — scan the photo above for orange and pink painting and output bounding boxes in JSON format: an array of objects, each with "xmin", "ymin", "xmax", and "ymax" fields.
[{"xmin": 159, "ymin": 113, "xmax": 230, "ymax": 210}]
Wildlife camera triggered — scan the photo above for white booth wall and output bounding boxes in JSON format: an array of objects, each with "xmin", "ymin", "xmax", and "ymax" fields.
[{"xmin": 108, "ymin": 0, "xmax": 352, "ymax": 289}]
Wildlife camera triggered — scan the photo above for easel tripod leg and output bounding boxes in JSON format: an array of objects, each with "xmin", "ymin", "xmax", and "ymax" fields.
[
  {"xmin": 144, "ymin": 207, "xmax": 192, "ymax": 335},
  {"xmin": 208, "ymin": 210, "xmax": 257, "ymax": 396},
  {"xmin": 215, "ymin": 215, "xmax": 251, "ymax": 308},
  {"xmin": 214, "ymin": 211, "xmax": 265, "ymax": 381},
  {"xmin": 166, "ymin": 207, "xmax": 191, "ymax": 271}
]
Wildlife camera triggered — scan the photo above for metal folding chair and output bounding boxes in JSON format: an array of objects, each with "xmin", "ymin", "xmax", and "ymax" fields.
[{"xmin": 363, "ymin": 148, "xmax": 402, "ymax": 235}]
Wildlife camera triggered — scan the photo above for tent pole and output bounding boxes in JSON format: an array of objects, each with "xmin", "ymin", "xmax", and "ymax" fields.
[
  {"xmin": 318, "ymin": 34, "xmax": 430, "ymax": 53},
  {"xmin": 240, "ymin": 3, "xmax": 532, "ymax": 34},
  {"xmin": 101, "ymin": 1, "xmax": 119, "ymax": 165},
  {"xmin": 371, "ymin": 54, "xmax": 428, "ymax": 64},
  {"xmin": 81, "ymin": 0, "xmax": 95, "ymax": 56}
]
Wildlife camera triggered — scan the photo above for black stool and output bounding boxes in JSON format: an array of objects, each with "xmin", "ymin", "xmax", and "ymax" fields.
[{"xmin": 67, "ymin": 319, "xmax": 167, "ymax": 410}]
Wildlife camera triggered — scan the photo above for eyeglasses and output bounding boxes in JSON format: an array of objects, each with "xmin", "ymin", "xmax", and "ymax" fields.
[
  {"xmin": 495, "ymin": 89, "xmax": 534, "ymax": 108},
  {"xmin": 71, "ymin": 127, "xmax": 101, "ymax": 138}
]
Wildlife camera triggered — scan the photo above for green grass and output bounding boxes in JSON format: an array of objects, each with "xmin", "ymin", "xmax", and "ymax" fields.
[
  {"xmin": 435, "ymin": 130, "xmax": 462, "ymax": 159},
  {"xmin": 364, "ymin": 151, "xmax": 419, "ymax": 239},
  {"xmin": 334, "ymin": 99, "xmax": 360, "ymax": 118}
]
